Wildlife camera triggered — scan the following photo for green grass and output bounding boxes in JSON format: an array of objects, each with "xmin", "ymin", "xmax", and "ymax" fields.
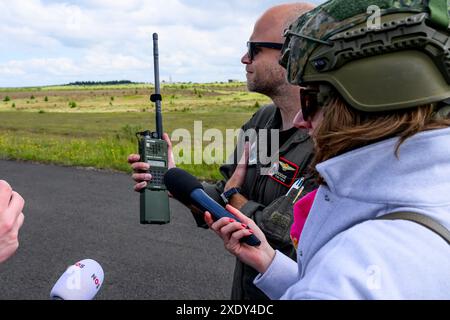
[
  {"xmin": 0, "ymin": 83, "xmax": 268, "ymax": 181},
  {"xmin": 0, "ymin": 83, "xmax": 268, "ymax": 114},
  {"xmin": 0, "ymin": 112, "xmax": 251, "ymax": 180}
]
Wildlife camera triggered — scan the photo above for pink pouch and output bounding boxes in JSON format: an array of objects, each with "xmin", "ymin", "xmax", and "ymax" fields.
[{"xmin": 290, "ymin": 189, "xmax": 318, "ymax": 249}]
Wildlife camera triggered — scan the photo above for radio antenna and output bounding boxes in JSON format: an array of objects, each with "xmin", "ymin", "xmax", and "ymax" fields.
[{"xmin": 151, "ymin": 33, "xmax": 163, "ymax": 139}]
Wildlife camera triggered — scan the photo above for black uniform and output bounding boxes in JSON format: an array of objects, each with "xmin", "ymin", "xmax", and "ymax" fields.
[{"xmin": 192, "ymin": 104, "xmax": 317, "ymax": 300}]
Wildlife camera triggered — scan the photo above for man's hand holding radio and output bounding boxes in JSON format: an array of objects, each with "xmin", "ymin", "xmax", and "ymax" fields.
[{"xmin": 128, "ymin": 133, "xmax": 175, "ymax": 192}]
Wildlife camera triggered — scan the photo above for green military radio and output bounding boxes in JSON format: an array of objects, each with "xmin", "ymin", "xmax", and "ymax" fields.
[{"xmin": 137, "ymin": 33, "xmax": 170, "ymax": 224}]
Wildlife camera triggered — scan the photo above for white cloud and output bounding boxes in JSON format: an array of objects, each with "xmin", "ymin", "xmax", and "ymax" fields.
[
  {"xmin": 0, "ymin": 0, "xmax": 325, "ymax": 87},
  {"xmin": 0, "ymin": 58, "xmax": 80, "ymax": 76}
]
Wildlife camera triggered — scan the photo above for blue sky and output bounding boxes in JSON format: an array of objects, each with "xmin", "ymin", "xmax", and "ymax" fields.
[{"xmin": 0, "ymin": 0, "xmax": 325, "ymax": 87}]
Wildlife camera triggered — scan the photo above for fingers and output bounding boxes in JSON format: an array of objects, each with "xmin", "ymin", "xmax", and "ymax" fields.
[
  {"xmin": 131, "ymin": 162, "xmax": 150, "ymax": 172},
  {"xmin": 162, "ymin": 133, "xmax": 173, "ymax": 149},
  {"xmin": 131, "ymin": 163, "xmax": 151, "ymax": 191},
  {"xmin": 227, "ymin": 228, "xmax": 253, "ymax": 248},
  {"xmin": 221, "ymin": 220, "xmax": 250, "ymax": 237},
  {"xmin": 210, "ymin": 217, "xmax": 236, "ymax": 233},
  {"xmin": 210, "ymin": 216, "xmax": 254, "ymax": 251},
  {"xmin": 204, "ymin": 212, "xmax": 214, "ymax": 228},
  {"xmin": 0, "ymin": 191, "xmax": 24, "ymax": 264},
  {"xmin": 132, "ymin": 173, "xmax": 152, "ymax": 183},
  {"xmin": 132, "ymin": 172, "xmax": 152, "ymax": 191},
  {"xmin": 134, "ymin": 182, "xmax": 147, "ymax": 192},
  {"xmin": 243, "ymin": 142, "xmax": 250, "ymax": 165},
  {"xmin": 0, "ymin": 190, "xmax": 24, "ymax": 234},
  {"xmin": 0, "ymin": 180, "xmax": 13, "ymax": 213},
  {"xmin": 129, "ymin": 153, "xmax": 149, "ymax": 172},
  {"xmin": 129, "ymin": 154, "xmax": 150, "ymax": 192},
  {"xmin": 237, "ymin": 142, "xmax": 250, "ymax": 167},
  {"xmin": 8, "ymin": 211, "xmax": 25, "ymax": 239},
  {"xmin": 163, "ymin": 133, "xmax": 176, "ymax": 169},
  {"xmin": 0, "ymin": 211, "xmax": 24, "ymax": 264},
  {"xmin": 128, "ymin": 154, "xmax": 140, "ymax": 164},
  {"xmin": 15, "ymin": 212, "xmax": 25, "ymax": 230},
  {"xmin": 211, "ymin": 217, "xmax": 252, "ymax": 242},
  {"xmin": 8, "ymin": 192, "xmax": 25, "ymax": 218},
  {"xmin": 229, "ymin": 143, "xmax": 249, "ymax": 187},
  {"xmin": 225, "ymin": 205, "xmax": 252, "ymax": 225},
  {"xmin": 206, "ymin": 212, "xmax": 227, "ymax": 240},
  {"xmin": 130, "ymin": 134, "xmax": 174, "ymax": 192}
]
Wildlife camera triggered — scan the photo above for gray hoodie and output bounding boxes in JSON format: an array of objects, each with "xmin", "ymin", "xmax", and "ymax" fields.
[{"xmin": 254, "ymin": 127, "xmax": 450, "ymax": 299}]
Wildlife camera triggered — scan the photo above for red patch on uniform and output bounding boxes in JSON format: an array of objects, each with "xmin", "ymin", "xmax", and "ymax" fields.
[{"xmin": 269, "ymin": 157, "xmax": 300, "ymax": 188}]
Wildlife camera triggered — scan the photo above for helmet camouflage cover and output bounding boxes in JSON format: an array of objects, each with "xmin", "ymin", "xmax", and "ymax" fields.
[{"xmin": 281, "ymin": 0, "xmax": 450, "ymax": 112}]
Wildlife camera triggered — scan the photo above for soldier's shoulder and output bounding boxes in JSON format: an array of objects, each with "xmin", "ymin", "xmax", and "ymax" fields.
[
  {"xmin": 253, "ymin": 103, "xmax": 277, "ymax": 117},
  {"xmin": 244, "ymin": 104, "xmax": 277, "ymax": 128}
]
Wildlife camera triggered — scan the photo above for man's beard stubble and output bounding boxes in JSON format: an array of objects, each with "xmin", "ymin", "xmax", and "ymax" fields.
[{"xmin": 246, "ymin": 67, "xmax": 285, "ymax": 97}]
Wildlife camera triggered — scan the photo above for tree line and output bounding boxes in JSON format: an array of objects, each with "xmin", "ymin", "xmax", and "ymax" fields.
[{"xmin": 65, "ymin": 80, "xmax": 140, "ymax": 86}]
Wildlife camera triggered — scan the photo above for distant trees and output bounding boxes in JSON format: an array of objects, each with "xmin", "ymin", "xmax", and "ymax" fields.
[{"xmin": 66, "ymin": 80, "xmax": 137, "ymax": 86}]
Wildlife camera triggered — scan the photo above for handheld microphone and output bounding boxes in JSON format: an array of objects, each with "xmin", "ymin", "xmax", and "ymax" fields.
[
  {"xmin": 50, "ymin": 259, "xmax": 104, "ymax": 300},
  {"xmin": 164, "ymin": 168, "xmax": 261, "ymax": 247}
]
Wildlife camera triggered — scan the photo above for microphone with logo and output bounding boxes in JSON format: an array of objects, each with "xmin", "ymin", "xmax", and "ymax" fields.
[
  {"xmin": 50, "ymin": 259, "xmax": 104, "ymax": 300},
  {"xmin": 164, "ymin": 168, "xmax": 261, "ymax": 247}
]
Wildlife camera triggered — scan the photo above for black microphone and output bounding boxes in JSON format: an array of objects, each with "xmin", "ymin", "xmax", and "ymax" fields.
[{"xmin": 164, "ymin": 168, "xmax": 261, "ymax": 247}]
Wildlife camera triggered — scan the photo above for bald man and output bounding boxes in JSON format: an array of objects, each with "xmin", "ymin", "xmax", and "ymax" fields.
[
  {"xmin": 129, "ymin": 3, "xmax": 317, "ymax": 300},
  {"xmin": 222, "ymin": 2, "xmax": 317, "ymax": 300},
  {"xmin": 243, "ymin": 3, "xmax": 313, "ymax": 131}
]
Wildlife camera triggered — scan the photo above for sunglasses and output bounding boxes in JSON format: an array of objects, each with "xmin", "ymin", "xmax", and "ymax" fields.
[
  {"xmin": 300, "ymin": 87, "xmax": 320, "ymax": 120},
  {"xmin": 247, "ymin": 42, "xmax": 284, "ymax": 61}
]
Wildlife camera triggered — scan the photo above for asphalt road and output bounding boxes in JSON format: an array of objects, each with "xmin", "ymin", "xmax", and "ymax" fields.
[{"xmin": 0, "ymin": 160, "xmax": 235, "ymax": 300}]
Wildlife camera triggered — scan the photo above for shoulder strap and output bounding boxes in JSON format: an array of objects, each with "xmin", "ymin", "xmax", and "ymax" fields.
[{"xmin": 377, "ymin": 212, "xmax": 450, "ymax": 245}]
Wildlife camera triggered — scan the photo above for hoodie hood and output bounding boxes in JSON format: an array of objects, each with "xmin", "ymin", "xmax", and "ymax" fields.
[{"xmin": 317, "ymin": 127, "xmax": 450, "ymax": 207}]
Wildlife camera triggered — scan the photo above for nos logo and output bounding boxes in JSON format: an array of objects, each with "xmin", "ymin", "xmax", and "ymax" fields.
[
  {"xmin": 91, "ymin": 274, "xmax": 101, "ymax": 290},
  {"xmin": 65, "ymin": 266, "xmax": 101, "ymax": 290}
]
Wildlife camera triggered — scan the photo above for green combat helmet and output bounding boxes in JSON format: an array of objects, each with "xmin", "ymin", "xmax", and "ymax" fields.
[{"xmin": 281, "ymin": 0, "xmax": 450, "ymax": 112}]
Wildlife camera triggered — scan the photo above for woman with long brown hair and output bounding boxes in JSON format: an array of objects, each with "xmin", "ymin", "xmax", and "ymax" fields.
[{"xmin": 206, "ymin": 0, "xmax": 450, "ymax": 299}]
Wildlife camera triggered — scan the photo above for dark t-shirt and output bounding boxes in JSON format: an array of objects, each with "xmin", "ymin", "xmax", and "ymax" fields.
[{"xmin": 279, "ymin": 127, "xmax": 299, "ymax": 146}]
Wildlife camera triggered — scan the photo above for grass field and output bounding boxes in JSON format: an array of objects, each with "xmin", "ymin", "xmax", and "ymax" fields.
[{"xmin": 0, "ymin": 83, "xmax": 270, "ymax": 181}]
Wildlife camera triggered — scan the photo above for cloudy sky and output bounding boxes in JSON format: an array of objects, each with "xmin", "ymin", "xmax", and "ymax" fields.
[{"xmin": 0, "ymin": 0, "xmax": 325, "ymax": 87}]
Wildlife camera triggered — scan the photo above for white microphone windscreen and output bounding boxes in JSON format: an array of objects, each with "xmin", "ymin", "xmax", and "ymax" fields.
[{"xmin": 50, "ymin": 259, "xmax": 104, "ymax": 300}]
